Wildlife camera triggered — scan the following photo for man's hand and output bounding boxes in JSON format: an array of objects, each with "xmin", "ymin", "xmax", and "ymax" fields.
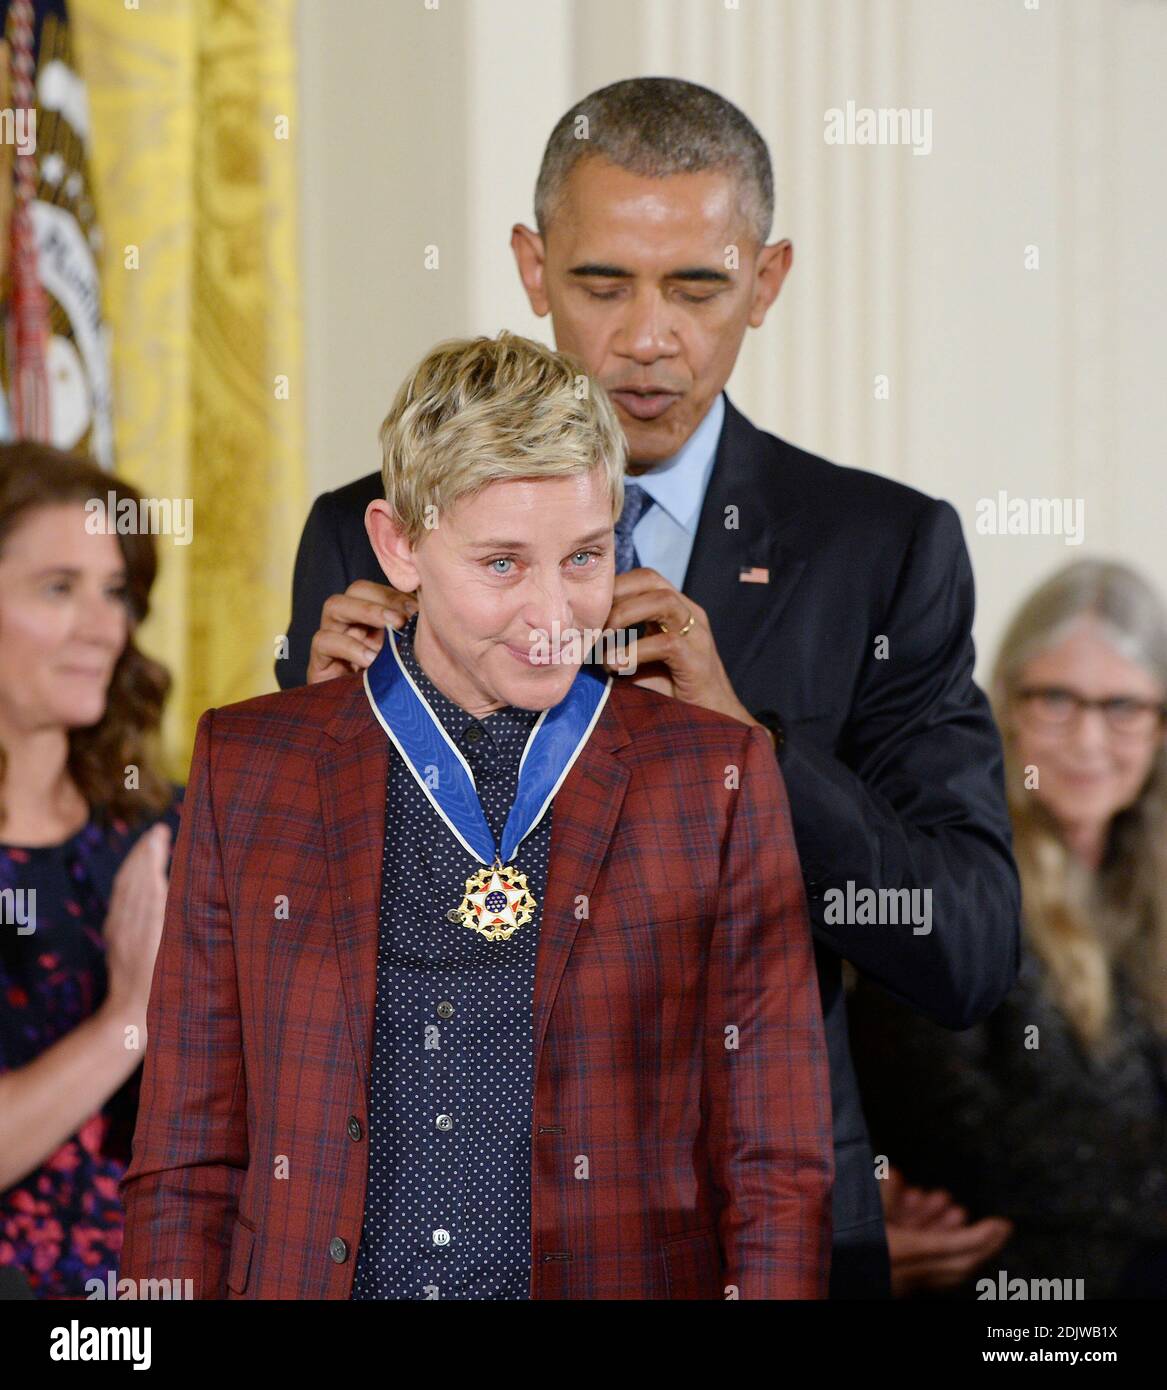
[
  {"xmin": 601, "ymin": 568, "xmax": 756, "ymax": 725},
  {"xmin": 307, "ymin": 581, "xmax": 418, "ymax": 684},
  {"xmin": 880, "ymin": 1166, "xmax": 1013, "ymax": 1296}
]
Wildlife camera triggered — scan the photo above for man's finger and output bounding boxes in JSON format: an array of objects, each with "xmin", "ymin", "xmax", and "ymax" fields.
[
  {"xmin": 320, "ymin": 594, "xmax": 411, "ymax": 633},
  {"xmin": 908, "ymin": 1188, "xmax": 959, "ymax": 1228},
  {"xmin": 929, "ymin": 1202, "xmax": 971, "ymax": 1230},
  {"xmin": 605, "ymin": 596, "xmax": 697, "ymax": 638},
  {"xmin": 610, "ymin": 566, "xmax": 672, "ymax": 598},
  {"xmin": 605, "ymin": 631, "xmax": 700, "ymax": 673},
  {"xmin": 310, "ymin": 629, "xmax": 382, "ymax": 673}
]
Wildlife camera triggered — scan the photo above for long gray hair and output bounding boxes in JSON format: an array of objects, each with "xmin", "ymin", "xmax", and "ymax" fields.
[{"xmin": 991, "ymin": 559, "xmax": 1167, "ymax": 1050}]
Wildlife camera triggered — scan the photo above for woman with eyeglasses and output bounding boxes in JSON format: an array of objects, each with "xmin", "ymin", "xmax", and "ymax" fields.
[{"xmin": 848, "ymin": 558, "xmax": 1167, "ymax": 1299}]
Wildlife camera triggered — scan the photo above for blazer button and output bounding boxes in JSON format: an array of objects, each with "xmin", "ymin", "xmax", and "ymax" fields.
[
  {"xmin": 329, "ymin": 1237, "xmax": 349, "ymax": 1264},
  {"xmin": 347, "ymin": 1116, "xmax": 364, "ymax": 1142}
]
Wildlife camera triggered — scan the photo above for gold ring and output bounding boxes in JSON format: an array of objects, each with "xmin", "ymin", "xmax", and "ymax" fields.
[{"xmin": 658, "ymin": 610, "xmax": 696, "ymax": 637}]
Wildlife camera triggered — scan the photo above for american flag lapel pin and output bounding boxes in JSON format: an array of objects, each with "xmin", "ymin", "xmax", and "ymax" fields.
[{"xmin": 739, "ymin": 566, "xmax": 770, "ymax": 584}]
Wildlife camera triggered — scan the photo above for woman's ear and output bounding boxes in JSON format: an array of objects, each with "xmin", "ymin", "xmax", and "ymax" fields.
[{"xmin": 365, "ymin": 500, "xmax": 420, "ymax": 592}]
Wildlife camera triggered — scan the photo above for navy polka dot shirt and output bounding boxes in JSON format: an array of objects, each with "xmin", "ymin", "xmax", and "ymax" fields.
[{"xmin": 350, "ymin": 614, "xmax": 550, "ymax": 1300}]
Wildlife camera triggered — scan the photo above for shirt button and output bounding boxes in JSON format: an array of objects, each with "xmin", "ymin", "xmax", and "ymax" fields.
[
  {"xmin": 436, "ymin": 1114, "xmax": 453, "ymax": 1132},
  {"xmin": 347, "ymin": 1116, "xmax": 363, "ymax": 1142},
  {"xmin": 437, "ymin": 1001, "xmax": 454, "ymax": 1019},
  {"xmin": 329, "ymin": 1236, "xmax": 349, "ymax": 1263},
  {"xmin": 464, "ymin": 724, "xmax": 483, "ymax": 744},
  {"xmin": 432, "ymin": 1228, "xmax": 451, "ymax": 1247}
]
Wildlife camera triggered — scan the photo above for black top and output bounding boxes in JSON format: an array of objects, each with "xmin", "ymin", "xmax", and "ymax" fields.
[
  {"xmin": 0, "ymin": 795, "xmax": 182, "ymax": 1298},
  {"xmin": 848, "ymin": 947, "xmax": 1167, "ymax": 1298}
]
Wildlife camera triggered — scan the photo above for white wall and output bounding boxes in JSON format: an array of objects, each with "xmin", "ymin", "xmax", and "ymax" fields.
[{"xmin": 297, "ymin": 0, "xmax": 1167, "ymax": 677}]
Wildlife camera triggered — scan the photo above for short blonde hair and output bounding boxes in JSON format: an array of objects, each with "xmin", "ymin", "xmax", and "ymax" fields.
[{"xmin": 379, "ymin": 331, "xmax": 627, "ymax": 547}]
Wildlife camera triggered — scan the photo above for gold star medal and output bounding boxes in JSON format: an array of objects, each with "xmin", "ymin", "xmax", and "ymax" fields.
[
  {"xmin": 450, "ymin": 857, "xmax": 536, "ymax": 942},
  {"xmin": 364, "ymin": 620, "xmax": 612, "ymax": 946}
]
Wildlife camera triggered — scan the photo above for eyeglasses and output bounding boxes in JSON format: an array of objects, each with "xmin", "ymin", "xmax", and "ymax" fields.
[{"xmin": 1016, "ymin": 686, "xmax": 1167, "ymax": 737}]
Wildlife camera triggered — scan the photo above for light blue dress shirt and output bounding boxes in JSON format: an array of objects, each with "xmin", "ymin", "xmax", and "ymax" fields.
[{"xmin": 626, "ymin": 392, "xmax": 725, "ymax": 591}]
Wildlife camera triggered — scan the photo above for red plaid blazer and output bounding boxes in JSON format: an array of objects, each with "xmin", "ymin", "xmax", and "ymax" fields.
[{"xmin": 119, "ymin": 672, "xmax": 833, "ymax": 1299}]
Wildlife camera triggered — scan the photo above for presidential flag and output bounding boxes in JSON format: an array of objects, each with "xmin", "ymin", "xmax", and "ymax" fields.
[{"xmin": 0, "ymin": 0, "xmax": 112, "ymax": 464}]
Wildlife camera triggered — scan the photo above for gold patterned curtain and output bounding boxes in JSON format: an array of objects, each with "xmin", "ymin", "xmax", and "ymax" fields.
[{"xmin": 70, "ymin": 0, "xmax": 305, "ymax": 773}]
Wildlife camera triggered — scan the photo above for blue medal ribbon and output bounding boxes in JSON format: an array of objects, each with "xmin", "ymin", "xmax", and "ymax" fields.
[{"xmin": 363, "ymin": 623, "xmax": 612, "ymax": 866}]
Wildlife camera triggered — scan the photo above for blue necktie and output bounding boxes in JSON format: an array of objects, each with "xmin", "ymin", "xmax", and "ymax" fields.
[{"xmin": 614, "ymin": 481, "xmax": 654, "ymax": 574}]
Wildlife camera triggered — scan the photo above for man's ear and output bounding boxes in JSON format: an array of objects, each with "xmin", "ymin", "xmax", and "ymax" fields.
[
  {"xmin": 365, "ymin": 500, "xmax": 420, "ymax": 592},
  {"xmin": 747, "ymin": 239, "xmax": 793, "ymax": 329},
  {"xmin": 511, "ymin": 223, "xmax": 551, "ymax": 317}
]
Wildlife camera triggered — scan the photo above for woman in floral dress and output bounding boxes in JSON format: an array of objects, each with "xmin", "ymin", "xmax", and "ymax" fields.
[{"xmin": 0, "ymin": 442, "xmax": 180, "ymax": 1298}]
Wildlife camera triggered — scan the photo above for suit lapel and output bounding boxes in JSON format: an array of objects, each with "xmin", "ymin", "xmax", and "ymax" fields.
[
  {"xmin": 534, "ymin": 689, "xmax": 631, "ymax": 1063},
  {"xmin": 317, "ymin": 677, "xmax": 388, "ymax": 1099},
  {"xmin": 682, "ymin": 396, "xmax": 810, "ymax": 690},
  {"xmin": 316, "ymin": 671, "xmax": 634, "ymax": 1093}
]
